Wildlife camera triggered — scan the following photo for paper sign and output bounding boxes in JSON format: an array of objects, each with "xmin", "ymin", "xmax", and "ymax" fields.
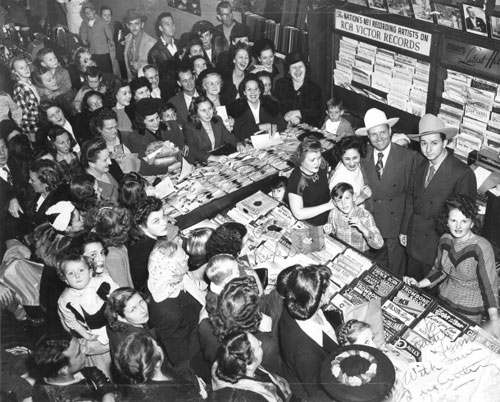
[
  {"xmin": 251, "ymin": 133, "xmax": 283, "ymax": 149},
  {"xmin": 216, "ymin": 106, "xmax": 228, "ymax": 122},
  {"xmin": 153, "ymin": 176, "xmax": 175, "ymax": 199}
]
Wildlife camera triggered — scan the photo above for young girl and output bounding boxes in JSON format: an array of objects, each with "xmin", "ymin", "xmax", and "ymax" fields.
[
  {"xmin": 57, "ymin": 251, "xmax": 118, "ymax": 377},
  {"xmin": 11, "ymin": 56, "xmax": 40, "ymax": 142}
]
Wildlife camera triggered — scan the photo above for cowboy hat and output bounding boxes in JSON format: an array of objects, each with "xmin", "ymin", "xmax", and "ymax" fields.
[
  {"xmin": 355, "ymin": 108, "xmax": 399, "ymax": 136},
  {"xmin": 321, "ymin": 345, "xmax": 396, "ymax": 402},
  {"xmin": 123, "ymin": 8, "xmax": 147, "ymax": 24},
  {"xmin": 407, "ymin": 113, "xmax": 458, "ymax": 141}
]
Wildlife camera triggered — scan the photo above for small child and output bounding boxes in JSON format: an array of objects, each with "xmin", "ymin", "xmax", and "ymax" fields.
[
  {"xmin": 11, "ymin": 56, "xmax": 40, "ymax": 142},
  {"xmin": 321, "ymin": 97, "xmax": 354, "ymax": 140},
  {"xmin": 159, "ymin": 102, "xmax": 186, "ymax": 149},
  {"xmin": 36, "ymin": 48, "xmax": 73, "ymax": 100},
  {"xmin": 161, "ymin": 102, "xmax": 178, "ymax": 123},
  {"xmin": 30, "ymin": 331, "xmax": 115, "ymax": 402},
  {"xmin": 324, "ymin": 182, "xmax": 384, "ymax": 254},
  {"xmin": 57, "ymin": 250, "xmax": 118, "ymax": 377}
]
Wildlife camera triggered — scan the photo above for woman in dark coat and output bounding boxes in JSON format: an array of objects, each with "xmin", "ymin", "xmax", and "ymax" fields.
[
  {"xmin": 273, "ymin": 52, "xmax": 323, "ymax": 128},
  {"xmin": 227, "ymin": 74, "xmax": 286, "ymax": 141}
]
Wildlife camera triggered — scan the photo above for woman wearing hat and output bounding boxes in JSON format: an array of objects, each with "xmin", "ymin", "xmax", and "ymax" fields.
[{"xmin": 273, "ymin": 52, "xmax": 323, "ymax": 127}]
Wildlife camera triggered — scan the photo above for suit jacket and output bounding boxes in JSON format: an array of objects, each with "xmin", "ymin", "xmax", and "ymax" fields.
[
  {"xmin": 124, "ymin": 31, "xmax": 157, "ymax": 80},
  {"xmin": 227, "ymin": 97, "xmax": 286, "ymax": 140},
  {"xmin": 184, "ymin": 116, "xmax": 239, "ymax": 163},
  {"xmin": 168, "ymin": 92, "xmax": 191, "ymax": 127},
  {"xmin": 401, "ymin": 151, "xmax": 477, "ymax": 265},
  {"xmin": 278, "ymin": 309, "xmax": 338, "ymax": 399},
  {"xmin": 362, "ymin": 144, "xmax": 419, "ymax": 238}
]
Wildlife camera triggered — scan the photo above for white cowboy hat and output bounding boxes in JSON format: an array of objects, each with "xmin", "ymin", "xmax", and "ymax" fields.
[
  {"xmin": 355, "ymin": 108, "xmax": 399, "ymax": 136},
  {"xmin": 407, "ymin": 114, "xmax": 458, "ymax": 141}
]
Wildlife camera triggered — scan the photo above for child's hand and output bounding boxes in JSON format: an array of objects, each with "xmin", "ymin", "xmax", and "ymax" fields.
[
  {"xmin": 360, "ymin": 185, "xmax": 372, "ymax": 199},
  {"xmin": 348, "ymin": 216, "xmax": 363, "ymax": 229},
  {"xmin": 323, "ymin": 223, "xmax": 333, "ymax": 234}
]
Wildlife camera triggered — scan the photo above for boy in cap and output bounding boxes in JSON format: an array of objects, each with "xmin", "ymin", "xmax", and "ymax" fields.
[
  {"xmin": 401, "ymin": 113, "xmax": 476, "ymax": 280},
  {"xmin": 357, "ymin": 108, "xmax": 419, "ymax": 276}
]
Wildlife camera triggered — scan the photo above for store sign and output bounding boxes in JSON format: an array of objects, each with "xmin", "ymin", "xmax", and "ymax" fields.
[
  {"xmin": 442, "ymin": 38, "xmax": 500, "ymax": 79},
  {"xmin": 335, "ymin": 10, "xmax": 432, "ymax": 56}
]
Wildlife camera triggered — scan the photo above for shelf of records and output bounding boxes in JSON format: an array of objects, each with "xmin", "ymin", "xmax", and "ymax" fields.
[
  {"xmin": 333, "ymin": 35, "xmax": 430, "ymax": 116},
  {"xmin": 438, "ymin": 69, "xmax": 500, "ymax": 157},
  {"xmin": 184, "ymin": 189, "xmax": 500, "ymax": 359}
]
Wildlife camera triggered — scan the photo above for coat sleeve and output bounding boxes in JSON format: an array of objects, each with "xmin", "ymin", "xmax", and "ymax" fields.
[
  {"xmin": 454, "ymin": 166, "xmax": 477, "ymax": 202},
  {"xmin": 185, "ymin": 124, "xmax": 209, "ymax": 163}
]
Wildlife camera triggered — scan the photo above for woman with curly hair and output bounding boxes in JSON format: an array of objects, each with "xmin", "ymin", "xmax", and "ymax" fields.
[
  {"xmin": 329, "ymin": 136, "xmax": 372, "ymax": 205},
  {"xmin": 23, "ymin": 158, "xmax": 70, "ymax": 232},
  {"xmin": 44, "ymin": 126, "xmax": 83, "ymax": 182},
  {"xmin": 70, "ymin": 173, "xmax": 101, "ymax": 213},
  {"xmin": 114, "ymin": 332, "xmax": 206, "ymax": 401},
  {"xmin": 404, "ymin": 194, "xmax": 499, "ymax": 324},
  {"xmin": 128, "ymin": 196, "xmax": 179, "ymax": 291},
  {"xmin": 184, "ymin": 95, "xmax": 244, "ymax": 164},
  {"xmin": 86, "ymin": 200, "xmax": 133, "ymax": 287},
  {"xmin": 278, "ymin": 264, "xmax": 339, "ymax": 399},
  {"xmin": 211, "ymin": 331, "xmax": 293, "ymax": 402},
  {"xmin": 105, "ymin": 287, "xmax": 155, "ymax": 360},
  {"xmin": 81, "ymin": 137, "xmax": 124, "ymax": 202},
  {"xmin": 147, "ymin": 239, "xmax": 208, "ymax": 377},
  {"xmin": 287, "ymin": 135, "xmax": 334, "ymax": 226},
  {"xmin": 201, "ymin": 276, "xmax": 281, "ymax": 374}
]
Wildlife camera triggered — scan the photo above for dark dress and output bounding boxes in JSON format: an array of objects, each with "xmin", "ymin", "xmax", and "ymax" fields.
[
  {"xmin": 128, "ymin": 236, "xmax": 157, "ymax": 292},
  {"xmin": 287, "ymin": 164, "xmax": 330, "ymax": 226},
  {"xmin": 273, "ymin": 77, "xmax": 323, "ymax": 127}
]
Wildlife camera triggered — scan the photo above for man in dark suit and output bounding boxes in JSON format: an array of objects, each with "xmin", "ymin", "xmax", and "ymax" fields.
[
  {"xmin": 357, "ymin": 108, "xmax": 419, "ymax": 276},
  {"xmin": 401, "ymin": 114, "xmax": 477, "ymax": 280},
  {"xmin": 167, "ymin": 66, "xmax": 199, "ymax": 127},
  {"xmin": 465, "ymin": 6, "xmax": 487, "ymax": 33}
]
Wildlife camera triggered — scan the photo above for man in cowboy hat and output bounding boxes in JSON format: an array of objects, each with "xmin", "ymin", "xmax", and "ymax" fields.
[
  {"xmin": 123, "ymin": 8, "xmax": 157, "ymax": 80},
  {"xmin": 357, "ymin": 108, "xmax": 420, "ymax": 276},
  {"xmin": 401, "ymin": 113, "xmax": 476, "ymax": 280}
]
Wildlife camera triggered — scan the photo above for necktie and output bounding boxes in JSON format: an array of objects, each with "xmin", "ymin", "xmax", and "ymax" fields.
[
  {"xmin": 425, "ymin": 165, "xmax": 435, "ymax": 188},
  {"xmin": 2, "ymin": 167, "xmax": 12, "ymax": 185},
  {"xmin": 375, "ymin": 152, "xmax": 384, "ymax": 179}
]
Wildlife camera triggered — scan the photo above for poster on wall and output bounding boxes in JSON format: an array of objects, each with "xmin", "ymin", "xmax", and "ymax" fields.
[
  {"xmin": 462, "ymin": 4, "xmax": 488, "ymax": 35},
  {"xmin": 491, "ymin": 15, "xmax": 500, "ymax": 38},
  {"xmin": 433, "ymin": 3, "xmax": 463, "ymax": 29},
  {"xmin": 168, "ymin": 0, "xmax": 201, "ymax": 15},
  {"xmin": 411, "ymin": 0, "xmax": 434, "ymax": 21}
]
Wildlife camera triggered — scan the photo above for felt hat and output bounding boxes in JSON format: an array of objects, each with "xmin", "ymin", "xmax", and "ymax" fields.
[
  {"xmin": 192, "ymin": 20, "xmax": 214, "ymax": 36},
  {"xmin": 196, "ymin": 67, "xmax": 221, "ymax": 88},
  {"xmin": 285, "ymin": 52, "xmax": 307, "ymax": 70},
  {"xmin": 407, "ymin": 113, "xmax": 458, "ymax": 141},
  {"xmin": 355, "ymin": 108, "xmax": 399, "ymax": 136},
  {"xmin": 252, "ymin": 38, "xmax": 275, "ymax": 59},
  {"xmin": 391, "ymin": 133, "xmax": 410, "ymax": 146},
  {"xmin": 123, "ymin": 8, "xmax": 147, "ymax": 24},
  {"xmin": 230, "ymin": 23, "xmax": 251, "ymax": 40},
  {"xmin": 321, "ymin": 345, "xmax": 396, "ymax": 402},
  {"xmin": 135, "ymin": 98, "xmax": 162, "ymax": 118}
]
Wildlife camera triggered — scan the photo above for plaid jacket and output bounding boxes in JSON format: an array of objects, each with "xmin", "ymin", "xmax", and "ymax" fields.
[{"xmin": 13, "ymin": 81, "xmax": 40, "ymax": 137}]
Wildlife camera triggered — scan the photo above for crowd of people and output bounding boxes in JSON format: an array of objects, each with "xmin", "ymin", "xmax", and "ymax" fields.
[{"xmin": 0, "ymin": 1, "xmax": 499, "ymax": 401}]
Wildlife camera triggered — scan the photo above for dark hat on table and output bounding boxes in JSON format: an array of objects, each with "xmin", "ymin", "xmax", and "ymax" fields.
[
  {"xmin": 321, "ymin": 345, "xmax": 395, "ymax": 402},
  {"xmin": 135, "ymin": 98, "xmax": 162, "ymax": 118},
  {"xmin": 123, "ymin": 8, "xmax": 147, "ymax": 24},
  {"xmin": 407, "ymin": 113, "xmax": 458, "ymax": 141},
  {"xmin": 192, "ymin": 20, "xmax": 215, "ymax": 36}
]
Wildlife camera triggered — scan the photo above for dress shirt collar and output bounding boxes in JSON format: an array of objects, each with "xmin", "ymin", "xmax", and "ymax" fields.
[
  {"xmin": 373, "ymin": 143, "xmax": 391, "ymax": 167},
  {"xmin": 429, "ymin": 149, "xmax": 448, "ymax": 172},
  {"xmin": 0, "ymin": 166, "xmax": 10, "ymax": 183}
]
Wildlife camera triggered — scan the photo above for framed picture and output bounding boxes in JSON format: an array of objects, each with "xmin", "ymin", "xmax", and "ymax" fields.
[
  {"xmin": 387, "ymin": 0, "xmax": 414, "ymax": 15},
  {"xmin": 411, "ymin": 0, "xmax": 434, "ymax": 21},
  {"xmin": 368, "ymin": 0, "xmax": 388, "ymax": 11},
  {"xmin": 462, "ymin": 4, "xmax": 488, "ymax": 35},
  {"xmin": 433, "ymin": 3, "xmax": 463, "ymax": 29},
  {"xmin": 491, "ymin": 14, "xmax": 500, "ymax": 38}
]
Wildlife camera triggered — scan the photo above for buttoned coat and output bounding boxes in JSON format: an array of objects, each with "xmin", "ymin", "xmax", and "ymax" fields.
[{"xmin": 401, "ymin": 151, "xmax": 477, "ymax": 265}]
